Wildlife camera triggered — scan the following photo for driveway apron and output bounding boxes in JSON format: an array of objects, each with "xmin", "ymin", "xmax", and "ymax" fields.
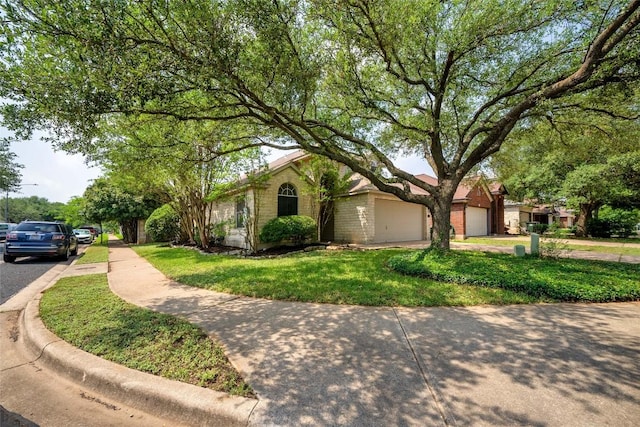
[{"xmin": 108, "ymin": 242, "xmax": 640, "ymax": 426}]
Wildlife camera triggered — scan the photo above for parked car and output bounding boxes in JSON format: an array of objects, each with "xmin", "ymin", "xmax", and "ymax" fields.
[
  {"xmin": 73, "ymin": 228, "xmax": 94, "ymax": 244},
  {"xmin": 0, "ymin": 222, "xmax": 17, "ymax": 241},
  {"xmin": 78, "ymin": 225, "xmax": 98, "ymax": 239},
  {"xmin": 3, "ymin": 221, "xmax": 78, "ymax": 263}
]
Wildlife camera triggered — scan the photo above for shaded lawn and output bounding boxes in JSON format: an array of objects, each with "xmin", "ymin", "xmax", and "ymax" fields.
[
  {"xmin": 132, "ymin": 245, "xmax": 543, "ymax": 306},
  {"xmin": 388, "ymin": 250, "xmax": 640, "ymax": 303},
  {"xmin": 40, "ymin": 274, "xmax": 253, "ymax": 397}
]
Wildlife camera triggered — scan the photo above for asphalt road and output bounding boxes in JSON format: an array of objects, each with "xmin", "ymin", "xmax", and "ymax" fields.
[{"xmin": 0, "ymin": 243, "xmax": 77, "ymax": 305}]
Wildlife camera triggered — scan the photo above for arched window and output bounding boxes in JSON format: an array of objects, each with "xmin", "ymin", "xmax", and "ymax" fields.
[{"xmin": 278, "ymin": 183, "xmax": 298, "ymax": 216}]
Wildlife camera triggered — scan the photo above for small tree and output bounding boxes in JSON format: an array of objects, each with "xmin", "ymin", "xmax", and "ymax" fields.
[{"xmin": 300, "ymin": 156, "xmax": 353, "ymax": 241}]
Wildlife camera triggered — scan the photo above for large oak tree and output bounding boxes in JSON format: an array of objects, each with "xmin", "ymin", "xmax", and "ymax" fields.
[{"xmin": 1, "ymin": 0, "xmax": 639, "ymax": 248}]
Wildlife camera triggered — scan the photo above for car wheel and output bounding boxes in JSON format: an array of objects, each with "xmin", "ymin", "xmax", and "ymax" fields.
[
  {"xmin": 3, "ymin": 254, "xmax": 15, "ymax": 263},
  {"xmin": 60, "ymin": 246, "xmax": 70, "ymax": 261},
  {"xmin": 71, "ymin": 244, "xmax": 78, "ymax": 256}
]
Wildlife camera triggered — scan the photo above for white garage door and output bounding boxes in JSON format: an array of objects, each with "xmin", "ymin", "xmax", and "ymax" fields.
[
  {"xmin": 466, "ymin": 206, "xmax": 488, "ymax": 236},
  {"xmin": 374, "ymin": 199, "xmax": 423, "ymax": 243}
]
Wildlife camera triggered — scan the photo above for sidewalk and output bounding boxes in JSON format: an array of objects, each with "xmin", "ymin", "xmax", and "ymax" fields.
[
  {"xmin": 106, "ymin": 239, "xmax": 640, "ymax": 426},
  {"xmin": 5, "ymin": 239, "xmax": 640, "ymax": 426}
]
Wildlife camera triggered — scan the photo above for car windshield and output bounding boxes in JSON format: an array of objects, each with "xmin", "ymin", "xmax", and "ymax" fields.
[
  {"xmin": 75, "ymin": 229, "xmax": 90, "ymax": 234},
  {"xmin": 16, "ymin": 223, "xmax": 60, "ymax": 233}
]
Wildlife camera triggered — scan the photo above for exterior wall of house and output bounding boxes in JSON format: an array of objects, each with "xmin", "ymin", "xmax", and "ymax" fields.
[
  {"xmin": 559, "ymin": 215, "xmax": 574, "ymax": 228},
  {"xmin": 504, "ymin": 206, "xmax": 521, "ymax": 234},
  {"xmin": 450, "ymin": 204, "xmax": 466, "ymax": 239},
  {"xmin": 136, "ymin": 219, "xmax": 149, "ymax": 244},
  {"xmin": 466, "ymin": 186, "xmax": 493, "ymax": 209},
  {"xmin": 333, "ymin": 193, "xmax": 376, "ymax": 243},
  {"xmin": 253, "ymin": 167, "xmax": 314, "ymax": 234},
  {"xmin": 211, "ymin": 199, "xmax": 248, "ymax": 249},
  {"xmin": 491, "ymin": 194, "xmax": 505, "ymax": 235},
  {"xmin": 504, "ymin": 205, "xmax": 533, "ymax": 234}
]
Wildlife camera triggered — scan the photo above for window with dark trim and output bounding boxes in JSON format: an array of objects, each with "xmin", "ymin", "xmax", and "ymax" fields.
[
  {"xmin": 236, "ymin": 198, "xmax": 246, "ymax": 228},
  {"xmin": 277, "ymin": 183, "xmax": 298, "ymax": 216}
]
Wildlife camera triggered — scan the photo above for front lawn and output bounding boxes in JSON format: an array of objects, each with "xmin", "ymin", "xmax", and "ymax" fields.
[
  {"xmin": 132, "ymin": 245, "xmax": 640, "ymax": 306},
  {"xmin": 40, "ymin": 274, "xmax": 254, "ymax": 397},
  {"xmin": 388, "ymin": 250, "xmax": 640, "ymax": 303}
]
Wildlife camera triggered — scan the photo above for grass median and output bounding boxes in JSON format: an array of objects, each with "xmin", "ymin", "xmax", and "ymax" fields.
[
  {"xmin": 74, "ymin": 237, "xmax": 109, "ymax": 265},
  {"xmin": 132, "ymin": 244, "xmax": 640, "ymax": 306},
  {"xmin": 40, "ymin": 274, "xmax": 254, "ymax": 397}
]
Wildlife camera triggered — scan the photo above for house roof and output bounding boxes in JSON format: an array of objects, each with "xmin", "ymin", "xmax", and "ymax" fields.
[
  {"xmin": 239, "ymin": 151, "xmax": 506, "ymax": 203},
  {"xmin": 347, "ymin": 172, "xmax": 504, "ymax": 203},
  {"xmin": 265, "ymin": 150, "xmax": 310, "ymax": 173}
]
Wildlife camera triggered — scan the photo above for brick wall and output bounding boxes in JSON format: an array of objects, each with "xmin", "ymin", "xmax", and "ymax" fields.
[
  {"xmin": 450, "ymin": 204, "xmax": 465, "ymax": 239},
  {"xmin": 466, "ymin": 184, "xmax": 492, "ymax": 209}
]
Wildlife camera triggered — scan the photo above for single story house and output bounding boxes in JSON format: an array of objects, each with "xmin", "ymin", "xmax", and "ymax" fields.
[
  {"xmin": 504, "ymin": 201, "xmax": 575, "ymax": 234},
  {"xmin": 211, "ymin": 151, "xmax": 506, "ymax": 251}
]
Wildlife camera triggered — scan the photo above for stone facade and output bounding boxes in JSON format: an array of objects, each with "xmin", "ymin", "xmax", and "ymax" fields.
[
  {"xmin": 333, "ymin": 193, "xmax": 375, "ymax": 243},
  {"xmin": 211, "ymin": 165, "xmax": 315, "ymax": 250}
]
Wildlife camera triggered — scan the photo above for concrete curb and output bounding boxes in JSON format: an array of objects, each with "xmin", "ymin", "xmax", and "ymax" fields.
[{"xmin": 21, "ymin": 284, "xmax": 259, "ymax": 427}]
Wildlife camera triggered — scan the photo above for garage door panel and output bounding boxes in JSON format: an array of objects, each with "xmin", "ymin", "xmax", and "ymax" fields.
[
  {"xmin": 374, "ymin": 199, "xmax": 423, "ymax": 242},
  {"xmin": 467, "ymin": 207, "xmax": 488, "ymax": 236}
]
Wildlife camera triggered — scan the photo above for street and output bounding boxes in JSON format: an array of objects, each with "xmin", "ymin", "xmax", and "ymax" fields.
[
  {"xmin": 0, "ymin": 245, "xmax": 178, "ymax": 427},
  {"xmin": 0, "ymin": 242, "xmax": 76, "ymax": 305}
]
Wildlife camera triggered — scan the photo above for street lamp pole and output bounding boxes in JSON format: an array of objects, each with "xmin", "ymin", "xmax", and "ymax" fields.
[{"xmin": 4, "ymin": 183, "xmax": 38, "ymax": 223}]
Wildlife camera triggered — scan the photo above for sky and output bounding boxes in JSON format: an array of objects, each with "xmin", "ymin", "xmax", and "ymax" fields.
[
  {"xmin": 4, "ymin": 126, "xmax": 433, "ymax": 205},
  {"xmin": 4, "ymin": 128, "xmax": 103, "ymax": 204}
]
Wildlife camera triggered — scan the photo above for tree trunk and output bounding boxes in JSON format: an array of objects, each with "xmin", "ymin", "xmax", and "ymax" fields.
[
  {"xmin": 428, "ymin": 180, "xmax": 457, "ymax": 250},
  {"xmin": 574, "ymin": 203, "xmax": 596, "ymax": 237},
  {"xmin": 430, "ymin": 200, "xmax": 453, "ymax": 250},
  {"xmin": 120, "ymin": 220, "xmax": 137, "ymax": 244}
]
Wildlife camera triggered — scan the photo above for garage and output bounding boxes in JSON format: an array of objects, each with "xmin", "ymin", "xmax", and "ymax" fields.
[
  {"xmin": 466, "ymin": 206, "xmax": 488, "ymax": 236},
  {"xmin": 374, "ymin": 199, "xmax": 424, "ymax": 243}
]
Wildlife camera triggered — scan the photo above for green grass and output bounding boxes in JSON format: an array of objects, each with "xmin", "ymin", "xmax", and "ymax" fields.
[
  {"xmin": 388, "ymin": 250, "xmax": 640, "ymax": 303},
  {"xmin": 460, "ymin": 236, "xmax": 640, "ymax": 256},
  {"xmin": 132, "ymin": 245, "xmax": 545, "ymax": 306},
  {"xmin": 75, "ymin": 239, "xmax": 109, "ymax": 265},
  {"xmin": 40, "ymin": 274, "xmax": 254, "ymax": 397}
]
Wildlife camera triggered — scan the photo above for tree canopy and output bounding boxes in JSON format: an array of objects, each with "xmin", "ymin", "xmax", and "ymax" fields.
[
  {"xmin": 83, "ymin": 177, "xmax": 161, "ymax": 243},
  {"xmin": 0, "ymin": 140, "xmax": 22, "ymax": 196},
  {"xmin": 492, "ymin": 96, "xmax": 640, "ymax": 235},
  {"xmin": 1, "ymin": 0, "xmax": 639, "ymax": 248}
]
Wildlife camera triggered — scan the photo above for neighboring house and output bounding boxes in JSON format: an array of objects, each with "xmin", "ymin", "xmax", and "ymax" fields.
[
  {"xmin": 504, "ymin": 201, "xmax": 575, "ymax": 234},
  {"xmin": 210, "ymin": 151, "xmax": 507, "ymax": 251}
]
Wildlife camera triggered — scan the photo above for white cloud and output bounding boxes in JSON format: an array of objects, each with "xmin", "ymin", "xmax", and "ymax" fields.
[{"xmin": 4, "ymin": 129, "xmax": 102, "ymax": 203}]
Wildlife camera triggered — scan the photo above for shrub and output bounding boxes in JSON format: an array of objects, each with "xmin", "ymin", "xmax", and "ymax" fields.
[
  {"xmin": 599, "ymin": 208, "xmax": 639, "ymax": 238},
  {"xmin": 587, "ymin": 218, "xmax": 612, "ymax": 238},
  {"xmin": 587, "ymin": 208, "xmax": 639, "ymax": 238},
  {"xmin": 530, "ymin": 223, "xmax": 549, "ymax": 234},
  {"xmin": 145, "ymin": 204, "xmax": 180, "ymax": 242},
  {"xmin": 259, "ymin": 215, "xmax": 317, "ymax": 245}
]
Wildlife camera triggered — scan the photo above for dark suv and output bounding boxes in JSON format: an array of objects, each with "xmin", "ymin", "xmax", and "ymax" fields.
[{"xmin": 3, "ymin": 221, "xmax": 79, "ymax": 263}]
